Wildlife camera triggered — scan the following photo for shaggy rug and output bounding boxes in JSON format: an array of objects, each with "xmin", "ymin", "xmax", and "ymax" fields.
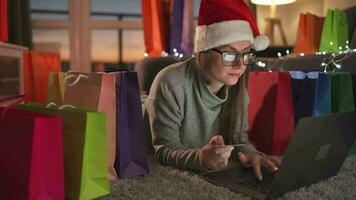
[{"xmin": 98, "ymin": 155, "xmax": 356, "ymax": 200}]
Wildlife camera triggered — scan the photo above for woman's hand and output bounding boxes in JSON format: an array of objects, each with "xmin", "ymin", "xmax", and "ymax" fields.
[
  {"xmin": 238, "ymin": 152, "xmax": 282, "ymax": 181},
  {"xmin": 199, "ymin": 135, "xmax": 234, "ymax": 170}
]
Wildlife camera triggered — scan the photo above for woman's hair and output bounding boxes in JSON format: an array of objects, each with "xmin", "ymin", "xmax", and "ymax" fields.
[{"xmin": 196, "ymin": 50, "xmax": 248, "ymax": 144}]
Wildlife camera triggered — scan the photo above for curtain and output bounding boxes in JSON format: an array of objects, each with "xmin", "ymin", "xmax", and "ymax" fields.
[{"xmin": 7, "ymin": 0, "xmax": 32, "ymax": 48}]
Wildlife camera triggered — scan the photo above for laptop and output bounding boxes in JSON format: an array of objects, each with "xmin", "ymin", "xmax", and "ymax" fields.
[{"xmin": 203, "ymin": 111, "xmax": 356, "ymax": 199}]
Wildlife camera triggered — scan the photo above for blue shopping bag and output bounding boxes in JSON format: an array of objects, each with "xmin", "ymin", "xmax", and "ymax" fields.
[{"xmin": 313, "ymin": 72, "xmax": 355, "ymax": 116}]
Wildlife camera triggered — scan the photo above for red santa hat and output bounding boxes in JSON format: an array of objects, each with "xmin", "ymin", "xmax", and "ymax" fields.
[{"xmin": 194, "ymin": 0, "xmax": 269, "ymax": 53}]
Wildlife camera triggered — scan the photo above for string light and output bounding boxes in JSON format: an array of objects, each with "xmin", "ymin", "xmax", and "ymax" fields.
[
  {"xmin": 256, "ymin": 61, "xmax": 266, "ymax": 68},
  {"xmin": 321, "ymin": 45, "xmax": 355, "ymax": 72},
  {"xmin": 144, "ymin": 52, "xmax": 148, "ymax": 58},
  {"xmin": 161, "ymin": 51, "xmax": 169, "ymax": 57},
  {"xmin": 256, "ymin": 44, "xmax": 355, "ymax": 72}
]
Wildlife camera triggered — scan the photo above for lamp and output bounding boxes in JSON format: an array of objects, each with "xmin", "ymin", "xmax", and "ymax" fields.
[{"xmin": 251, "ymin": 0, "xmax": 296, "ymax": 46}]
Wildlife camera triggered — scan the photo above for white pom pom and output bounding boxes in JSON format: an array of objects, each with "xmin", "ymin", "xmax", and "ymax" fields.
[{"xmin": 253, "ymin": 35, "xmax": 269, "ymax": 51}]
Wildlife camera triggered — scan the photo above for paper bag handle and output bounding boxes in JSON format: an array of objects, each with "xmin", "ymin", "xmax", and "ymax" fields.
[
  {"xmin": 64, "ymin": 74, "xmax": 89, "ymax": 87},
  {"xmin": 46, "ymin": 102, "xmax": 76, "ymax": 110}
]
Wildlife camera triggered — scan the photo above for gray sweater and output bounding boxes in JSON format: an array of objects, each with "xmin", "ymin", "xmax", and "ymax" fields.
[{"xmin": 145, "ymin": 58, "xmax": 259, "ymax": 171}]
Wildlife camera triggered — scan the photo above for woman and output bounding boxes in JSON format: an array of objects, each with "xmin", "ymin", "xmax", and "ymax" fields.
[{"xmin": 145, "ymin": 0, "xmax": 281, "ymax": 181}]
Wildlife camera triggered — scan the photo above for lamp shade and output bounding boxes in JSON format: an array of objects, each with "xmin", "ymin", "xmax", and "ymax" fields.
[{"xmin": 251, "ymin": 0, "xmax": 296, "ymax": 5}]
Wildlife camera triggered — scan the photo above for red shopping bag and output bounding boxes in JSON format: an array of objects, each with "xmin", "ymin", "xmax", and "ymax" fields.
[
  {"xmin": 0, "ymin": 0, "xmax": 8, "ymax": 42},
  {"xmin": 0, "ymin": 95, "xmax": 64, "ymax": 199},
  {"xmin": 248, "ymin": 71, "xmax": 295, "ymax": 155},
  {"xmin": 23, "ymin": 50, "xmax": 61, "ymax": 103}
]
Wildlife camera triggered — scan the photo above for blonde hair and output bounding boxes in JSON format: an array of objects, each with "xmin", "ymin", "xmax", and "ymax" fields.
[{"xmin": 195, "ymin": 51, "xmax": 248, "ymax": 144}]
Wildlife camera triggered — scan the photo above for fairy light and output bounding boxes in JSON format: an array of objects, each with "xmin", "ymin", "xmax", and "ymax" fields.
[
  {"xmin": 144, "ymin": 52, "xmax": 148, "ymax": 58},
  {"xmin": 179, "ymin": 53, "xmax": 183, "ymax": 58},
  {"xmin": 161, "ymin": 51, "xmax": 169, "ymax": 57},
  {"xmin": 256, "ymin": 61, "xmax": 266, "ymax": 68},
  {"xmin": 286, "ymin": 50, "xmax": 290, "ymax": 55},
  {"xmin": 277, "ymin": 52, "xmax": 282, "ymax": 58},
  {"xmin": 329, "ymin": 41, "xmax": 333, "ymax": 46},
  {"xmin": 173, "ymin": 48, "xmax": 178, "ymax": 53},
  {"xmin": 299, "ymin": 53, "xmax": 305, "ymax": 56},
  {"xmin": 174, "ymin": 52, "xmax": 179, "ymax": 57}
]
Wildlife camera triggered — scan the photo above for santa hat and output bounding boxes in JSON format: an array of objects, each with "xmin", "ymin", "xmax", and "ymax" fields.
[{"xmin": 194, "ymin": 0, "xmax": 269, "ymax": 53}]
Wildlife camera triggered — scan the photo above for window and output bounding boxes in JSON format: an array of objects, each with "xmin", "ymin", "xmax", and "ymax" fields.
[
  {"xmin": 31, "ymin": 0, "xmax": 70, "ymax": 70},
  {"xmin": 31, "ymin": 0, "xmax": 143, "ymax": 72}
]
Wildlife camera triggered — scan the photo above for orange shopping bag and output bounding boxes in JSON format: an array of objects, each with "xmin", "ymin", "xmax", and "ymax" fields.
[
  {"xmin": 23, "ymin": 50, "xmax": 61, "ymax": 103},
  {"xmin": 142, "ymin": 0, "xmax": 171, "ymax": 57},
  {"xmin": 294, "ymin": 13, "xmax": 324, "ymax": 54}
]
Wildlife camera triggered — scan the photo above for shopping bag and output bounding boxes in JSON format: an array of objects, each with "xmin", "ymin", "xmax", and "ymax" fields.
[
  {"xmin": 17, "ymin": 103, "xmax": 110, "ymax": 200},
  {"xmin": 248, "ymin": 71, "xmax": 295, "ymax": 155},
  {"xmin": 319, "ymin": 9, "xmax": 349, "ymax": 52},
  {"xmin": 115, "ymin": 72, "xmax": 149, "ymax": 178},
  {"xmin": 180, "ymin": 0, "xmax": 194, "ymax": 55},
  {"xmin": 23, "ymin": 50, "xmax": 61, "ymax": 103},
  {"xmin": 47, "ymin": 72, "xmax": 67, "ymax": 105},
  {"xmin": 142, "ymin": 0, "xmax": 171, "ymax": 57},
  {"xmin": 0, "ymin": 0, "xmax": 8, "ymax": 42},
  {"xmin": 294, "ymin": 13, "xmax": 324, "ymax": 54},
  {"xmin": 312, "ymin": 72, "xmax": 355, "ymax": 154},
  {"xmin": 312, "ymin": 72, "xmax": 355, "ymax": 116},
  {"xmin": 170, "ymin": 0, "xmax": 184, "ymax": 53},
  {"xmin": 63, "ymin": 72, "xmax": 117, "ymax": 179},
  {"xmin": 0, "ymin": 96, "xmax": 64, "ymax": 199},
  {"xmin": 289, "ymin": 71, "xmax": 319, "ymax": 126}
]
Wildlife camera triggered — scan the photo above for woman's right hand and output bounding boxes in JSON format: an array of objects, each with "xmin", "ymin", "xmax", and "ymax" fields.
[{"xmin": 199, "ymin": 135, "xmax": 234, "ymax": 170}]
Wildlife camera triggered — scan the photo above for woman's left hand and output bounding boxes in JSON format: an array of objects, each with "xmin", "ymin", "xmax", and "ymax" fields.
[{"xmin": 238, "ymin": 152, "xmax": 282, "ymax": 181}]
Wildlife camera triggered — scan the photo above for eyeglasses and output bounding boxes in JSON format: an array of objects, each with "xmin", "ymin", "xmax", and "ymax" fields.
[{"xmin": 212, "ymin": 48, "xmax": 256, "ymax": 66}]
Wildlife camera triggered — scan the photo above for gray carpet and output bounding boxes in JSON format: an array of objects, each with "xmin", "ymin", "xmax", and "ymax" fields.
[{"xmin": 98, "ymin": 155, "xmax": 356, "ymax": 200}]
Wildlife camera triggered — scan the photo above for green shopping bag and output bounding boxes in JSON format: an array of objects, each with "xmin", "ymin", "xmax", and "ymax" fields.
[
  {"xmin": 319, "ymin": 9, "xmax": 349, "ymax": 52},
  {"xmin": 312, "ymin": 72, "xmax": 356, "ymax": 154},
  {"xmin": 16, "ymin": 103, "xmax": 110, "ymax": 200}
]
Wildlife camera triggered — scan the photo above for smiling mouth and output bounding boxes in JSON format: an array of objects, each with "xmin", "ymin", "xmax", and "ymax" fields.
[{"xmin": 228, "ymin": 73, "xmax": 241, "ymax": 77}]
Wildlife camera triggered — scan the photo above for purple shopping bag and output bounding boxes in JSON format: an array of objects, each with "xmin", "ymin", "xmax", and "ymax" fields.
[{"xmin": 115, "ymin": 72, "xmax": 149, "ymax": 178}]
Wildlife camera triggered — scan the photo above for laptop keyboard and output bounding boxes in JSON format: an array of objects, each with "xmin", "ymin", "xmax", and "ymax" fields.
[{"xmin": 236, "ymin": 175, "xmax": 274, "ymax": 193}]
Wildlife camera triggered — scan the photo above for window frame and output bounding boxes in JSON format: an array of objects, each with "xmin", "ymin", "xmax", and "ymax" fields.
[{"xmin": 31, "ymin": 0, "xmax": 142, "ymax": 72}]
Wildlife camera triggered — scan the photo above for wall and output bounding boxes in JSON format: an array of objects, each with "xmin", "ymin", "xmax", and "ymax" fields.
[{"xmin": 255, "ymin": 0, "xmax": 356, "ymax": 46}]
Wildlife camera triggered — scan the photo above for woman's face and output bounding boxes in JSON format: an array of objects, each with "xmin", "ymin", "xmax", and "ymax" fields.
[{"xmin": 208, "ymin": 40, "xmax": 252, "ymax": 86}]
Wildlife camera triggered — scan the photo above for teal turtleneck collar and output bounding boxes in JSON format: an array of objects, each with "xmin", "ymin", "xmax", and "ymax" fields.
[{"xmin": 192, "ymin": 59, "xmax": 228, "ymax": 108}]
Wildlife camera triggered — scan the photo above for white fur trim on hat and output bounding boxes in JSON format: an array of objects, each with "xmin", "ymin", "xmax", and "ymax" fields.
[{"xmin": 194, "ymin": 20, "xmax": 269, "ymax": 53}]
